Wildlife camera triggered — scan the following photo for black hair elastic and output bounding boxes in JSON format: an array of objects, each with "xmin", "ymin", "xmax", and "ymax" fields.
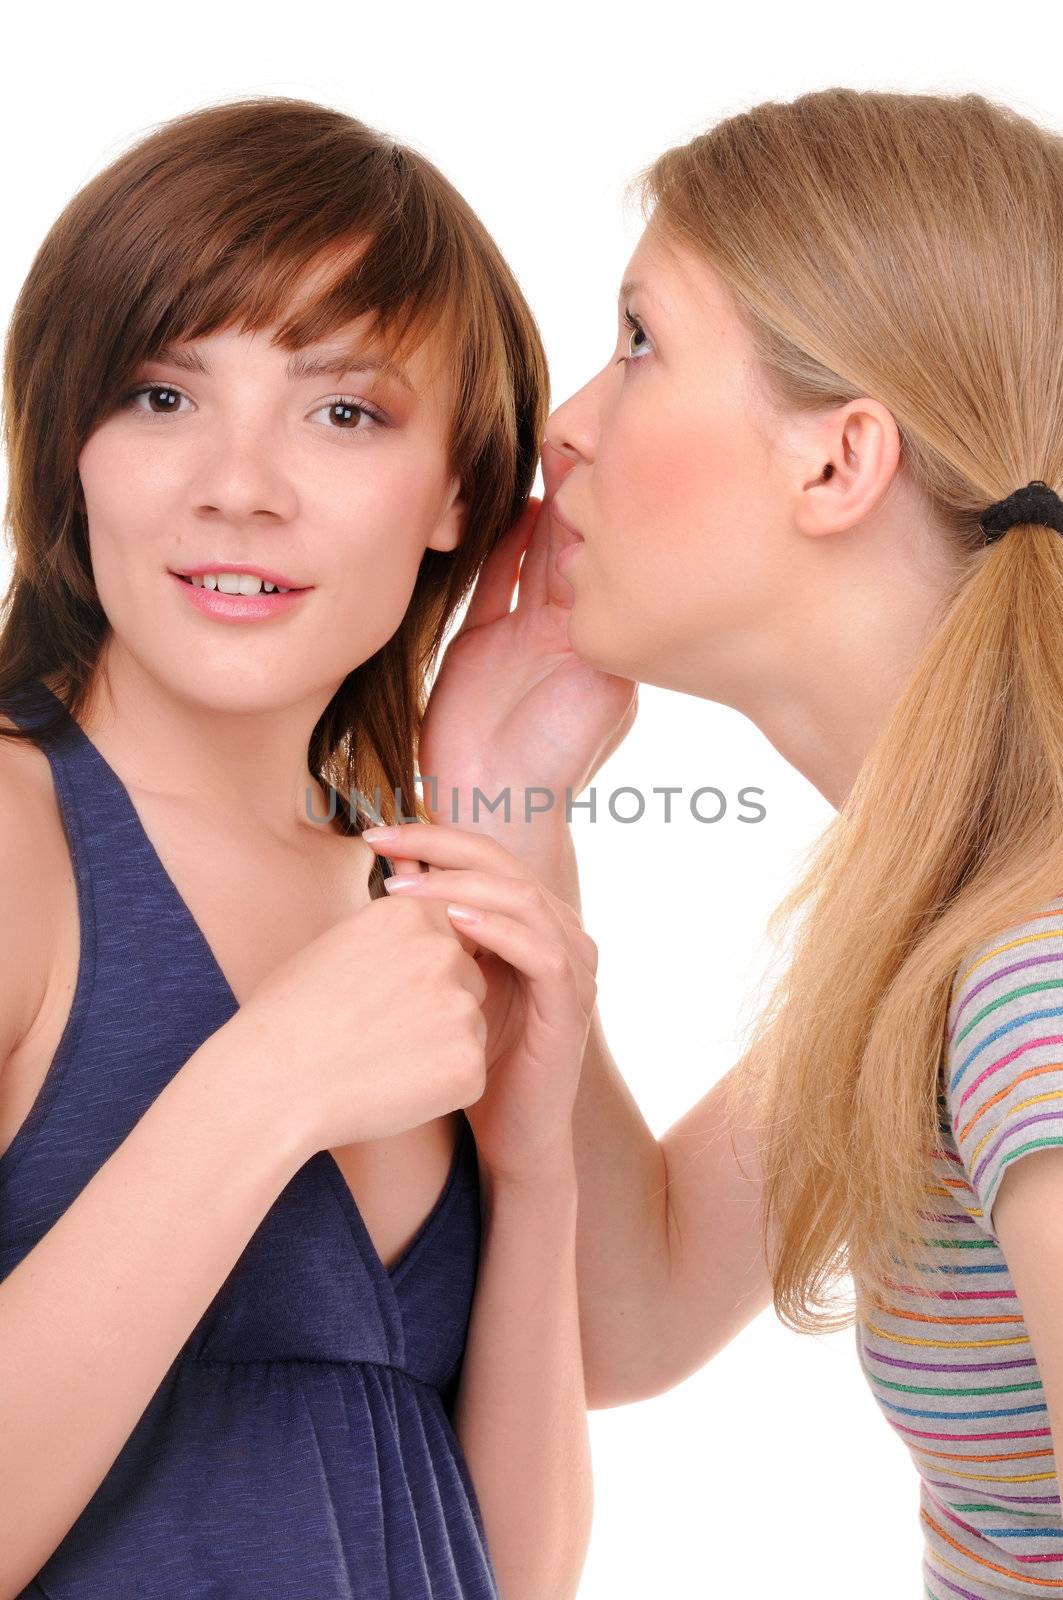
[{"xmin": 980, "ymin": 479, "xmax": 1063, "ymax": 545}]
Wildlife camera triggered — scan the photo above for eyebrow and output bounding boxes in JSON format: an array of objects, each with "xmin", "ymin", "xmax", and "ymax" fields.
[
  {"xmin": 618, "ymin": 279, "xmax": 644, "ymax": 303},
  {"xmin": 147, "ymin": 343, "xmax": 415, "ymax": 393}
]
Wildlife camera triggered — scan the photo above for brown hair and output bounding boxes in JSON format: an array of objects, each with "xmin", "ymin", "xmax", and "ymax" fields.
[
  {"xmin": 0, "ymin": 93, "xmax": 548, "ymax": 827},
  {"xmin": 631, "ymin": 88, "xmax": 1063, "ymax": 1331}
]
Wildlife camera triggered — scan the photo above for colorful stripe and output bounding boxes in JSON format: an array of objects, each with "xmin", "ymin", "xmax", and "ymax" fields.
[{"xmin": 857, "ymin": 899, "xmax": 1063, "ymax": 1595}]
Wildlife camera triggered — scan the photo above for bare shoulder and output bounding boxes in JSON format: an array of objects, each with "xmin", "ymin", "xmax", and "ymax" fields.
[{"xmin": 0, "ymin": 714, "xmax": 68, "ymax": 1064}]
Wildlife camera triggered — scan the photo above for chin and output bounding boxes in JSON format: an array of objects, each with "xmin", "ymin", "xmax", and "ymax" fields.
[{"xmin": 563, "ymin": 602, "xmax": 639, "ymax": 679}]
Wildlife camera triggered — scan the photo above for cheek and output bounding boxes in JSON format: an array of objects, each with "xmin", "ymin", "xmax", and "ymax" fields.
[
  {"xmin": 310, "ymin": 463, "xmax": 448, "ymax": 620},
  {"xmin": 595, "ymin": 392, "xmax": 741, "ymax": 602},
  {"xmin": 573, "ymin": 386, "xmax": 781, "ymax": 679},
  {"xmin": 316, "ymin": 462, "xmax": 430, "ymax": 552},
  {"xmin": 78, "ymin": 433, "xmax": 171, "ymax": 600},
  {"xmin": 607, "ymin": 384, "xmax": 776, "ymax": 573}
]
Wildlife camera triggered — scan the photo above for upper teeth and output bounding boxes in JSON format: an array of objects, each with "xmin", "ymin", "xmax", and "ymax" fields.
[{"xmin": 189, "ymin": 573, "xmax": 291, "ymax": 595}]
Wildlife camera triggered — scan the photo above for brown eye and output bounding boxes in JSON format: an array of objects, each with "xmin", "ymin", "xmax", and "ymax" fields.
[
  {"xmin": 123, "ymin": 383, "xmax": 189, "ymax": 415},
  {"xmin": 310, "ymin": 396, "xmax": 388, "ymax": 432},
  {"xmin": 328, "ymin": 400, "xmax": 364, "ymax": 427}
]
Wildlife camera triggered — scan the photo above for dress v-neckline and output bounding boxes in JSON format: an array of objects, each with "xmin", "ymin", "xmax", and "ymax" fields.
[{"xmin": 28, "ymin": 677, "xmax": 469, "ymax": 1294}]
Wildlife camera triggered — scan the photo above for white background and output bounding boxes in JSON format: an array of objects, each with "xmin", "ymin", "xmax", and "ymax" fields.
[{"xmin": 3, "ymin": 3, "xmax": 1061, "ymax": 1593}]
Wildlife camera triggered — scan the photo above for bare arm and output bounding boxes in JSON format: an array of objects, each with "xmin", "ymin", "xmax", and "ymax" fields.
[
  {"xmin": 576, "ymin": 1012, "xmax": 771, "ymax": 1406},
  {"xmin": 983, "ymin": 1150, "xmax": 1063, "ymax": 1475},
  {"xmin": 481, "ymin": 823, "xmax": 772, "ymax": 1410},
  {"xmin": 0, "ymin": 1029, "xmax": 304, "ymax": 1598},
  {"xmin": 453, "ymin": 1144, "xmax": 591, "ymax": 1600}
]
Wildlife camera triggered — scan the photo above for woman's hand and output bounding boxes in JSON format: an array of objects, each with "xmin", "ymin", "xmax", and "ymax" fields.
[
  {"xmin": 221, "ymin": 889, "xmax": 489, "ymax": 1162},
  {"xmin": 366, "ymin": 819, "xmax": 598, "ymax": 1183},
  {"xmin": 418, "ymin": 443, "xmax": 638, "ymax": 847}
]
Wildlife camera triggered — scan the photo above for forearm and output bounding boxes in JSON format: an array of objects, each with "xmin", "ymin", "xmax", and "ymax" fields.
[
  {"xmin": 458, "ymin": 819, "xmax": 770, "ymax": 1405},
  {"xmin": 464, "ymin": 822, "xmax": 674, "ymax": 1398},
  {"xmin": 453, "ymin": 1145, "xmax": 591, "ymax": 1600},
  {"xmin": 0, "ymin": 1027, "xmax": 303, "ymax": 1598}
]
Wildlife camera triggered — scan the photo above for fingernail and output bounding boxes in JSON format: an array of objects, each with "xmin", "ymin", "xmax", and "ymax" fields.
[
  {"xmin": 446, "ymin": 903, "xmax": 482, "ymax": 923},
  {"xmin": 383, "ymin": 876, "xmax": 420, "ymax": 892},
  {"xmin": 362, "ymin": 827, "xmax": 395, "ymax": 841}
]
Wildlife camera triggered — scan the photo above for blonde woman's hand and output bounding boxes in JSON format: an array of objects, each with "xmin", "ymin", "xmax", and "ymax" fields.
[
  {"xmin": 367, "ymin": 820, "xmax": 598, "ymax": 1183},
  {"xmin": 417, "ymin": 445, "xmax": 638, "ymax": 846}
]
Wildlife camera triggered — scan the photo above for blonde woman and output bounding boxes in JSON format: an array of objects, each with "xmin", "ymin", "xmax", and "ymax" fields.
[{"xmin": 368, "ymin": 88, "xmax": 1063, "ymax": 1598}]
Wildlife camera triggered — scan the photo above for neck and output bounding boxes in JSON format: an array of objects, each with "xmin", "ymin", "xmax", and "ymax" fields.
[
  {"xmin": 68, "ymin": 638, "xmax": 348, "ymax": 847},
  {"xmin": 727, "ymin": 528, "xmax": 960, "ymax": 810}
]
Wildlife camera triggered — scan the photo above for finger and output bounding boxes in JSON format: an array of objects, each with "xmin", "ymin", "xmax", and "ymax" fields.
[
  {"xmin": 456, "ymin": 948, "xmax": 490, "ymax": 1008},
  {"xmin": 383, "ymin": 865, "xmax": 587, "ymax": 950},
  {"xmin": 445, "ymin": 905, "xmax": 595, "ymax": 1027},
  {"xmin": 443, "ymin": 908, "xmax": 483, "ymax": 960},
  {"xmin": 366, "ymin": 822, "xmax": 586, "ymax": 931},
  {"xmin": 386, "ymin": 867, "xmax": 557, "ymax": 935},
  {"xmin": 381, "ymin": 871, "xmax": 484, "ymax": 961},
  {"xmin": 385, "ymin": 863, "xmax": 585, "ymax": 934},
  {"xmin": 453, "ymin": 497, "xmax": 543, "ymax": 636},
  {"xmin": 365, "ymin": 819, "xmax": 530, "ymax": 880},
  {"xmin": 516, "ymin": 440, "xmax": 585, "ymax": 614},
  {"xmin": 389, "ymin": 851, "xmax": 426, "ymax": 882},
  {"xmin": 541, "ymin": 440, "xmax": 576, "ymax": 500},
  {"xmin": 512, "ymin": 493, "xmax": 555, "ymax": 614}
]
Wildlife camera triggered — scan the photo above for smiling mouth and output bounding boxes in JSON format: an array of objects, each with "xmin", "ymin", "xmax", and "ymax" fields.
[{"xmin": 173, "ymin": 573, "xmax": 309, "ymax": 596}]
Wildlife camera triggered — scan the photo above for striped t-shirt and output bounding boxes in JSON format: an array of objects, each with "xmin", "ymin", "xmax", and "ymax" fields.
[{"xmin": 855, "ymin": 895, "xmax": 1063, "ymax": 1599}]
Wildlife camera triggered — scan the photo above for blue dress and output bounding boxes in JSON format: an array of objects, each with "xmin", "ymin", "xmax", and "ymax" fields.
[{"xmin": 0, "ymin": 676, "xmax": 501, "ymax": 1600}]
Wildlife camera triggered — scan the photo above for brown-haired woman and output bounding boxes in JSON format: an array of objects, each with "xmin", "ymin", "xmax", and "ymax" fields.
[
  {"xmin": 0, "ymin": 96, "xmax": 594, "ymax": 1599},
  {"xmin": 382, "ymin": 88, "xmax": 1063, "ymax": 1598}
]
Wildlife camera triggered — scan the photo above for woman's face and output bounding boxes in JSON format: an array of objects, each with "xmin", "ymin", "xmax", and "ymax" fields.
[
  {"xmin": 544, "ymin": 224, "xmax": 816, "ymax": 703},
  {"xmin": 77, "ymin": 311, "xmax": 463, "ymax": 712}
]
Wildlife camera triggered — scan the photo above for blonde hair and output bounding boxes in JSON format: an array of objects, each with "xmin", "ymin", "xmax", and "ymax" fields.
[{"xmin": 632, "ymin": 89, "xmax": 1063, "ymax": 1332}]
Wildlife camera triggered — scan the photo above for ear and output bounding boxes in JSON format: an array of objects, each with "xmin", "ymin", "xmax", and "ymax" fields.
[
  {"xmin": 425, "ymin": 474, "xmax": 466, "ymax": 554},
  {"xmin": 793, "ymin": 399, "xmax": 902, "ymax": 538}
]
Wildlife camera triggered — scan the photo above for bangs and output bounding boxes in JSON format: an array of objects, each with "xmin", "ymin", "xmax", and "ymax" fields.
[
  {"xmin": 154, "ymin": 224, "xmax": 462, "ymax": 394},
  {"xmin": 96, "ymin": 105, "xmax": 478, "ymax": 408}
]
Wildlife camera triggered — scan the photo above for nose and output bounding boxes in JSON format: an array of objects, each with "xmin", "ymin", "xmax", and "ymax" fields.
[
  {"xmin": 543, "ymin": 376, "xmax": 600, "ymax": 494},
  {"xmin": 192, "ymin": 420, "xmax": 299, "ymax": 527},
  {"xmin": 540, "ymin": 438, "xmax": 575, "ymax": 499}
]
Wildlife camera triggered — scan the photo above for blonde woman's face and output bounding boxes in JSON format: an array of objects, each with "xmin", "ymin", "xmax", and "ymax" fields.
[
  {"xmin": 544, "ymin": 225, "xmax": 800, "ymax": 702},
  {"xmin": 77, "ymin": 316, "xmax": 463, "ymax": 710}
]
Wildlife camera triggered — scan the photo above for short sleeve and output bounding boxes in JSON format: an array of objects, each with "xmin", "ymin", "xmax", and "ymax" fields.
[{"xmin": 944, "ymin": 896, "xmax": 1063, "ymax": 1241}]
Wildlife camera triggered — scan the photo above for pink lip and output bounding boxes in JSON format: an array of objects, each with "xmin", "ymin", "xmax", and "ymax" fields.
[
  {"xmin": 170, "ymin": 562, "xmax": 311, "ymax": 590},
  {"xmin": 168, "ymin": 571, "xmax": 311, "ymax": 622},
  {"xmin": 555, "ymin": 538, "xmax": 584, "ymax": 574},
  {"xmin": 549, "ymin": 498, "xmax": 585, "ymax": 544}
]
